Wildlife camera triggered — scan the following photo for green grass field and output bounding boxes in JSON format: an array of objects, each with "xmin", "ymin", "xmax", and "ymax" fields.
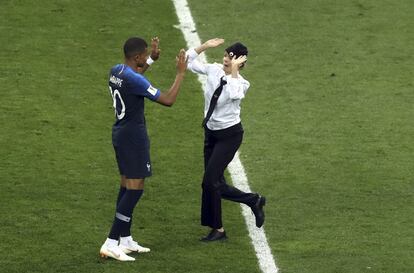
[{"xmin": 1, "ymin": 0, "xmax": 413, "ymax": 272}]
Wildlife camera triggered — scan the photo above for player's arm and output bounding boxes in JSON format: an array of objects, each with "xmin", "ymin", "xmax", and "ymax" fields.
[
  {"xmin": 138, "ymin": 37, "xmax": 161, "ymax": 74},
  {"xmin": 156, "ymin": 49, "xmax": 187, "ymax": 107}
]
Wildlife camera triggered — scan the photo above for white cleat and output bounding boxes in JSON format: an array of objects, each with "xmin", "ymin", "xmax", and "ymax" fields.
[
  {"xmin": 100, "ymin": 244, "xmax": 135, "ymax": 261},
  {"xmin": 119, "ymin": 238, "xmax": 151, "ymax": 254}
]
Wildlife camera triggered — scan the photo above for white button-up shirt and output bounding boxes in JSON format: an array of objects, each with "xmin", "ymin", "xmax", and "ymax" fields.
[{"xmin": 186, "ymin": 48, "xmax": 250, "ymax": 130}]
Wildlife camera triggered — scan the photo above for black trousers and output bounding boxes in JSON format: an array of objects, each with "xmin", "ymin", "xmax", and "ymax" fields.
[{"xmin": 201, "ymin": 123, "xmax": 258, "ymax": 229}]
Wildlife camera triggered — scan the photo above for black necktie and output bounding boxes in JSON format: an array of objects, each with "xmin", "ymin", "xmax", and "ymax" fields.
[{"xmin": 202, "ymin": 76, "xmax": 227, "ymax": 128}]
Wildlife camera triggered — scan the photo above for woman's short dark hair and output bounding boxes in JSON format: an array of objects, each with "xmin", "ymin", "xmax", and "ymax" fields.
[
  {"xmin": 225, "ymin": 42, "xmax": 248, "ymax": 59},
  {"xmin": 123, "ymin": 37, "xmax": 148, "ymax": 58}
]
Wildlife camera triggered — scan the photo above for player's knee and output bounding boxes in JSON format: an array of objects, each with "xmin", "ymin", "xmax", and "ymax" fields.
[
  {"xmin": 126, "ymin": 178, "xmax": 145, "ymax": 190},
  {"xmin": 120, "ymin": 175, "xmax": 127, "ymax": 187}
]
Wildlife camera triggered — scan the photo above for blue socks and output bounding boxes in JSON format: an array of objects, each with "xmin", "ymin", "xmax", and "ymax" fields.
[
  {"xmin": 108, "ymin": 189, "xmax": 143, "ymax": 240},
  {"xmin": 115, "ymin": 186, "xmax": 133, "ymax": 237},
  {"xmin": 116, "ymin": 186, "xmax": 127, "ymax": 207}
]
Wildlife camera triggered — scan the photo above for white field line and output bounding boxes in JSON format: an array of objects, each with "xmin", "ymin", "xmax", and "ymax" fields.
[{"xmin": 172, "ymin": 1, "xmax": 279, "ymax": 272}]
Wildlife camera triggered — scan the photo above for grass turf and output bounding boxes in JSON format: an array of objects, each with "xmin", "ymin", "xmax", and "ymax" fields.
[
  {"xmin": 0, "ymin": 0, "xmax": 413, "ymax": 272},
  {"xmin": 188, "ymin": 0, "xmax": 413, "ymax": 272}
]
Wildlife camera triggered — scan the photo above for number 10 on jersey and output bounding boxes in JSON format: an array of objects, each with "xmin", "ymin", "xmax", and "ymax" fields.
[{"xmin": 109, "ymin": 86, "xmax": 126, "ymax": 120}]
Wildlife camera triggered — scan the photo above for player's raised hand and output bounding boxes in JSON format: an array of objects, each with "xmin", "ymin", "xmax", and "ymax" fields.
[
  {"xmin": 150, "ymin": 37, "xmax": 161, "ymax": 61},
  {"xmin": 176, "ymin": 49, "xmax": 188, "ymax": 75},
  {"xmin": 204, "ymin": 38, "xmax": 225, "ymax": 48}
]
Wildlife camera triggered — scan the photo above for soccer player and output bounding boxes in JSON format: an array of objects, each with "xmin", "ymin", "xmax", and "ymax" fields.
[
  {"xmin": 99, "ymin": 37, "xmax": 187, "ymax": 261},
  {"xmin": 186, "ymin": 38, "xmax": 266, "ymax": 241}
]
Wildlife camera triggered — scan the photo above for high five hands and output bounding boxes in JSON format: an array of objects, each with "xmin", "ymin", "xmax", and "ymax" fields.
[
  {"xmin": 204, "ymin": 38, "xmax": 225, "ymax": 48},
  {"xmin": 176, "ymin": 49, "xmax": 188, "ymax": 75},
  {"xmin": 150, "ymin": 37, "xmax": 161, "ymax": 61}
]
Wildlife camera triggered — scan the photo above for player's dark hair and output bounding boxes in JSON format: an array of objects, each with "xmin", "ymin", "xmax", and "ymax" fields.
[{"xmin": 123, "ymin": 37, "xmax": 148, "ymax": 58}]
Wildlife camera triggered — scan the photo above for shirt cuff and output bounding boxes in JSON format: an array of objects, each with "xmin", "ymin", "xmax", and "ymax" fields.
[{"xmin": 186, "ymin": 48, "xmax": 199, "ymax": 60}]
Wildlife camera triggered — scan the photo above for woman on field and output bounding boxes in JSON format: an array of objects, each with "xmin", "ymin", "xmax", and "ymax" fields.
[{"xmin": 186, "ymin": 38, "xmax": 266, "ymax": 241}]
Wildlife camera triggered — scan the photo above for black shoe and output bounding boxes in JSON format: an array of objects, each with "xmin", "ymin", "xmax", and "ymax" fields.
[
  {"xmin": 251, "ymin": 195, "xmax": 266, "ymax": 228},
  {"xmin": 200, "ymin": 229, "xmax": 227, "ymax": 242}
]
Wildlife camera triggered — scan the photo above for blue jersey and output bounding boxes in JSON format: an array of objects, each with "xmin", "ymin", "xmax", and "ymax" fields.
[{"xmin": 108, "ymin": 64, "xmax": 161, "ymax": 127}]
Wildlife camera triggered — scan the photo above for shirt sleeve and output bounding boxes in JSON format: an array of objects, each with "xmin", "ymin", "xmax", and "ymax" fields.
[
  {"xmin": 186, "ymin": 48, "xmax": 208, "ymax": 75},
  {"xmin": 226, "ymin": 77, "xmax": 250, "ymax": 100},
  {"xmin": 129, "ymin": 73, "xmax": 161, "ymax": 101}
]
